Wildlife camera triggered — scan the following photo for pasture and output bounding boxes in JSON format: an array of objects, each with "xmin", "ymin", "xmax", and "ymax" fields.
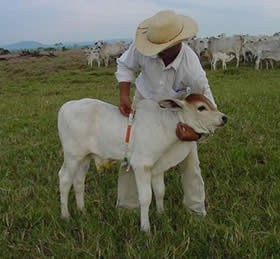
[{"xmin": 0, "ymin": 50, "xmax": 279, "ymax": 258}]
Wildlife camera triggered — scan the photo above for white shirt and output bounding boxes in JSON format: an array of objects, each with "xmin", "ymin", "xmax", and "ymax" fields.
[{"xmin": 115, "ymin": 41, "xmax": 216, "ymax": 106}]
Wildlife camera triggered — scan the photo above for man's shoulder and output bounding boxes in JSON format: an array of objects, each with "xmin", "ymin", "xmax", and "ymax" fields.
[
  {"xmin": 181, "ymin": 41, "xmax": 200, "ymax": 62},
  {"xmin": 181, "ymin": 41, "xmax": 195, "ymax": 53}
]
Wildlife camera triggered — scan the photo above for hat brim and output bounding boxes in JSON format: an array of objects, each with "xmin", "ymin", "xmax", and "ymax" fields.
[{"xmin": 135, "ymin": 15, "xmax": 198, "ymax": 56}]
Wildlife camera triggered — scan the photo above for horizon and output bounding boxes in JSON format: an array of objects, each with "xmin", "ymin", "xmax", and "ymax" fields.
[
  {"xmin": 0, "ymin": 38, "xmax": 133, "ymax": 51},
  {"xmin": 0, "ymin": 38, "xmax": 132, "ymax": 47}
]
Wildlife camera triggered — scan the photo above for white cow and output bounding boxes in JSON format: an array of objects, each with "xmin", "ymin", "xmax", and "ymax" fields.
[
  {"xmin": 211, "ymin": 52, "xmax": 235, "ymax": 70},
  {"xmin": 187, "ymin": 37, "xmax": 208, "ymax": 58},
  {"xmin": 243, "ymin": 37, "xmax": 280, "ymax": 69},
  {"xmin": 207, "ymin": 35, "xmax": 243, "ymax": 68},
  {"xmin": 57, "ymin": 94, "xmax": 227, "ymax": 233},
  {"xmin": 256, "ymin": 47, "xmax": 280, "ymax": 69},
  {"xmin": 95, "ymin": 41, "xmax": 129, "ymax": 67},
  {"xmin": 241, "ymin": 34, "xmax": 269, "ymax": 63}
]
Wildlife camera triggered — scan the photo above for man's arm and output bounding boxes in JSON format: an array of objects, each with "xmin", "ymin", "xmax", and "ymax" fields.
[{"xmin": 115, "ymin": 42, "xmax": 140, "ymax": 117}]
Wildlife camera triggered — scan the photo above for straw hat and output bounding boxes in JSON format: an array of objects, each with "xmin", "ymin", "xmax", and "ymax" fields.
[{"xmin": 135, "ymin": 10, "xmax": 198, "ymax": 56}]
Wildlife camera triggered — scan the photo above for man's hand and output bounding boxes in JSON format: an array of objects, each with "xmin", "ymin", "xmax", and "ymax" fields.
[
  {"xmin": 176, "ymin": 122, "xmax": 201, "ymax": 141},
  {"xmin": 119, "ymin": 95, "xmax": 132, "ymax": 117},
  {"xmin": 119, "ymin": 82, "xmax": 132, "ymax": 117}
]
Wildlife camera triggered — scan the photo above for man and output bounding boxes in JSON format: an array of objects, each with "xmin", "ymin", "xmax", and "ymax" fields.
[{"xmin": 115, "ymin": 10, "xmax": 216, "ymax": 216}]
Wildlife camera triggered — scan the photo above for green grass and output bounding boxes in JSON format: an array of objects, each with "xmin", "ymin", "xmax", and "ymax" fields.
[{"xmin": 0, "ymin": 51, "xmax": 279, "ymax": 258}]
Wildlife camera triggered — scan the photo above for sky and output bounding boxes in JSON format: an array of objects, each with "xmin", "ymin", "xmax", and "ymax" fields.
[{"xmin": 0, "ymin": 0, "xmax": 280, "ymax": 46}]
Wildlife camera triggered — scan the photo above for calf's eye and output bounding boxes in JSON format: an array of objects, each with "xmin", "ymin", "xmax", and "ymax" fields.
[{"xmin": 198, "ymin": 105, "xmax": 206, "ymax": 111}]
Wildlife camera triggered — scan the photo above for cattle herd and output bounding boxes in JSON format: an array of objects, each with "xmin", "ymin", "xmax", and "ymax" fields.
[{"xmin": 84, "ymin": 32, "xmax": 280, "ymax": 70}]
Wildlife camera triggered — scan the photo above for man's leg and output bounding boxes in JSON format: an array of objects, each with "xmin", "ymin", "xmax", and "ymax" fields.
[
  {"xmin": 117, "ymin": 167, "xmax": 139, "ymax": 208},
  {"xmin": 179, "ymin": 143, "xmax": 206, "ymax": 216}
]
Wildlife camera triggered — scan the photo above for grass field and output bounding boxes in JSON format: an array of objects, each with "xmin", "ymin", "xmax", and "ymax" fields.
[{"xmin": 0, "ymin": 50, "xmax": 279, "ymax": 258}]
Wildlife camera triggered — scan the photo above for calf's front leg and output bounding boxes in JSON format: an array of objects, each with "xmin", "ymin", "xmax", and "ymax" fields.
[
  {"xmin": 151, "ymin": 173, "xmax": 165, "ymax": 213},
  {"xmin": 134, "ymin": 166, "xmax": 152, "ymax": 233}
]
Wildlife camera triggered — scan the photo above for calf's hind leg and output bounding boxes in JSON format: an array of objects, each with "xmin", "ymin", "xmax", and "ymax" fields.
[
  {"xmin": 59, "ymin": 155, "xmax": 87, "ymax": 218},
  {"xmin": 73, "ymin": 156, "xmax": 90, "ymax": 212}
]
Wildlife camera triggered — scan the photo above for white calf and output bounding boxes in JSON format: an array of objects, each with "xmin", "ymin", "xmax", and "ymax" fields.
[
  {"xmin": 212, "ymin": 52, "xmax": 235, "ymax": 70},
  {"xmin": 57, "ymin": 94, "xmax": 227, "ymax": 232}
]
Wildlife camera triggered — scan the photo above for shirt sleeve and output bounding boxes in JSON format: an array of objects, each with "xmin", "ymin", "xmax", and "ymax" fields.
[
  {"xmin": 185, "ymin": 46, "xmax": 217, "ymax": 108},
  {"xmin": 115, "ymin": 42, "xmax": 141, "ymax": 83}
]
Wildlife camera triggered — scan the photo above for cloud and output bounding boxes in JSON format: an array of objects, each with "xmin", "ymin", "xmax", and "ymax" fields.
[
  {"xmin": 261, "ymin": 0, "xmax": 280, "ymax": 19},
  {"xmin": 15, "ymin": 0, "xmax": 169, "ymax": 42}
]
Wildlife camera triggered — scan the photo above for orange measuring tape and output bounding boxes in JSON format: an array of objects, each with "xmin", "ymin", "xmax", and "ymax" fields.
[{"xmin": 123, "ymin": 103, "xmax": 135, "ymax": 170}]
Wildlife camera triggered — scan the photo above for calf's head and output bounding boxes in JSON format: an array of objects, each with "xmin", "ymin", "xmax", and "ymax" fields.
[{"xmin": 159, "ymin": 94, "xmax": 227, "ymax": 134}]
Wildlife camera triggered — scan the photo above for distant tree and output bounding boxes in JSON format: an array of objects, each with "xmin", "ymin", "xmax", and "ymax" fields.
[
  {"xmin": 0, "ymin": 48, "xmax": 10, "ymax": 55},
  {"xmin": 20, "ymin": 49, "xmax": 30, "ymax": 56},
  {"xmin": 54, "ymin": 42, "xmax": 63, "ymax": 49}
]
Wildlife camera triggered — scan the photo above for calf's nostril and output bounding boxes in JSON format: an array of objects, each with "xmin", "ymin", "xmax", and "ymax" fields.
[{"xmin": 222, "ymin": 115, "xmax": 228, "ymax": 124}]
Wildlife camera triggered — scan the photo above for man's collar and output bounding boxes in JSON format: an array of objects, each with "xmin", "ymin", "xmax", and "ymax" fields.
[
  {"xmin": 149, "ymin": 44, "xmax": 183, "ymax": 70},
  {"xmin": 167, "ymin": 46, "xmax": 183, "ymax": 70},
  {"xmin": 161, "ymin": 46, "xmax": 183, "ymax": 71}
]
